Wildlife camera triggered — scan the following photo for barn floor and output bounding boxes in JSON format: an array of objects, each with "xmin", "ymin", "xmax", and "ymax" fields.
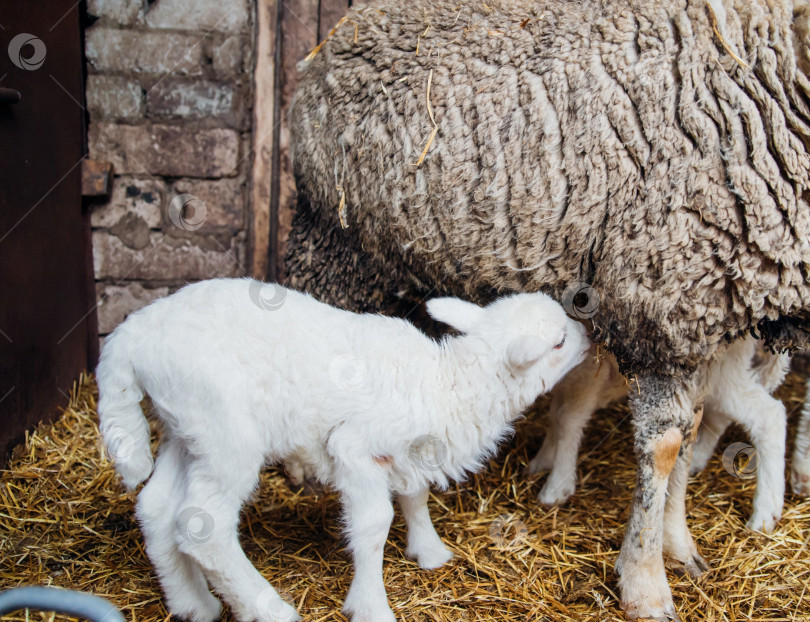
[{"xmin": 1, "ymin": 372, "xmax": 809, "ymax": 622}]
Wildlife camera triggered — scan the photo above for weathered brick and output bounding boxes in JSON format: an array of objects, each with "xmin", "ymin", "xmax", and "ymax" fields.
[
  {"xmin": 86, "ymin": 28, "xmax": 205, "ymax": 75},
  {"xmin": 93, "ymin": 231, "xmax": 243, "ymax": 280},
  {"xmin": 212, "ymin": 36, "xmax": 247, "ymax": 77},
  {"xmin": 86, "ymin": 75, "xmax": 143, "ymax": 120},
  {"xmin": 96, "ymin": 282, "xmax": 169, "ymax": 334},
  {"xmin": 171, "ymin": 178, "xmax": 244, "ymax": 230},
  {"xmin": 87, "ymin": 0, "xmax": 143, "ymax": 25},
  {"xmin": 146, "ymin": 80, "xmax": 235, "ymax": 119},
  {"xmin": 91, "ymin": 176, "xmax": 165, "ymax": 229},
  {"xmin": 89, "ymin": 122, "xmax": 239, "ymax": 177},
  {"xmin": 145, "ymin": 0, "xmax": 250, "ymax": 33}
]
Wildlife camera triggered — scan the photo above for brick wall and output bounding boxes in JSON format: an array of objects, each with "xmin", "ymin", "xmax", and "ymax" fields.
[{"xmin": 85, "ymin": 0, "xmax": 255, "ymax": 337}]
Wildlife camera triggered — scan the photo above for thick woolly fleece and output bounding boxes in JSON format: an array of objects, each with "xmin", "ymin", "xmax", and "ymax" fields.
[
  {"xmin": 96, "ymin": 279, "xmax": 588, "ymax": 622},
  {"xmin": 288, "ymin": 0, "xmax": 810, "ymax": 377}
]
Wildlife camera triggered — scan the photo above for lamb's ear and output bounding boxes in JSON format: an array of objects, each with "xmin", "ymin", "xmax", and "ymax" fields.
[
  {"xmin": 426, "ymin": 297, "xmax": 484, "ymax": 333},
  {"xmin": 506, "ymin": 337, "xmax": 551, "ymax": 372}
]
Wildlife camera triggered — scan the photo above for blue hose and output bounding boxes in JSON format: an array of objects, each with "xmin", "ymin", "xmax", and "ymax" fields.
[{"xmin": 0, "ymin": 586, "xmax": 124, "ymax": 622}]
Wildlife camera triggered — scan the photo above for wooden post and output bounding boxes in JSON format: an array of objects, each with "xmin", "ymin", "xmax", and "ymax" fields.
[{"xmin": 248, "ymin": 0, "xmax": 278, "ymax": 279}]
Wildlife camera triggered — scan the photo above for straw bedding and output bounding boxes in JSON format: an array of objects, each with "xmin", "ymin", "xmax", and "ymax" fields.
[{"xmin": 1, "ymin": 371, "xmax": 809, "ymax": 621}]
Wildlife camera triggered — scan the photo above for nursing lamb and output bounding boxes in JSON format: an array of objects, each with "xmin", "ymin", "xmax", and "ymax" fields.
[
  {"xmin": 528, "ymin": 337, "xmax": 790, "ymax": 534},
  {"xmin": 287, "ymin": 0, "xmax": 810, "ymax": 618},
  {"xmin": 96, "ymin": 279, "xmax": 588, "ymax": 622}
]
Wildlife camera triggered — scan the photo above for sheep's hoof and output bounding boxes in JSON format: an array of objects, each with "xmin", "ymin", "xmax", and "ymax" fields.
[
  {"xmin": 618, "ymin": 556, "xmax": 679, "ymax": 622},
  {"xmin": 670, "ymin": 553, "xmax": 710, "ymax": 580}
]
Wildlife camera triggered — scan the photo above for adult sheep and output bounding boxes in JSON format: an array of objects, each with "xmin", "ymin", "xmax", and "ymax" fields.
[{"xmin": 287, "ymin": 0, "xmax": 810, "ymax": 619}]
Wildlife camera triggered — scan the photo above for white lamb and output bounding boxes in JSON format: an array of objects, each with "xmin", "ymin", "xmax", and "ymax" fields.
[
  {"xmin": 96, "ymin": 278, "xmax": 588, "ymax": 622},
  {"xmin": 528, "ymin": 336, "xmax": 790, "ymax": 533}
]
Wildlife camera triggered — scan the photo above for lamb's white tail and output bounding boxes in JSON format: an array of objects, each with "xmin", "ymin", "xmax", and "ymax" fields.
[{"xmin": 96, "ymin": 333, "xmax": 154, "ymax": 490}]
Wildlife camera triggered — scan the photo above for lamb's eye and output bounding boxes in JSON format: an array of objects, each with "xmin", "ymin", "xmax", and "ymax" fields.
[{"xmin": 554, "ymin": 336, "xmax": 565, "ymax": 350}]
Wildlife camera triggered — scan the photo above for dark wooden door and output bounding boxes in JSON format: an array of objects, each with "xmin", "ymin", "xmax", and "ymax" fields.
[{"xmin": 0, "ymin": 0, "xmax": 95, "ymax": 461}]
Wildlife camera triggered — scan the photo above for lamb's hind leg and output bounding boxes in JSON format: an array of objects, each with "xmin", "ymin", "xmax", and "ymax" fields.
[
  {"xmin": 617, "ymin": 373, "xmax": 703, "ymax": 622},
  {"xmin": 739, "ymin": 389, "xmax": 787, "ymax": 533},
  {"xmin": 176, "ymin": 455, "xmax": 300, "ymax": 622},
  {"xmin": 136, "ymin": 436, "xmax": 221, "ymax": 622},
  {"xmin": 399, "ymin": 488, "xmax": 453, "ymax": 570},
  {"xmin": 663, "ymin": 406, "xmax": 709, "ymax": 579},
  {"xmin": 791, "ymin": 380, "xmax": 810, "ymax": 497}
]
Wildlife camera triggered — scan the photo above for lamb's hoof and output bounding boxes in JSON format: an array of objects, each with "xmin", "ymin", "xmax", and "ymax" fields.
[
  {"xmin": 526, "ymin": 453, "xmax": 553, "ymax": 475},
  {"xmin": 791, "ymin": 467, "xmax": 810, "ymax": 497},
  {"xmin": 342, "ymin": 599, "xmax": 396, "ymax": 622},
  {"xmin": 406, "ymin": 543, "xmax": 454, "ymax": 570},
  {"xmin": 746, "ymin": 511, "xmax": 780, "ymax": 534},
  {"xmin": 537, "ymin": 479, "xmax": 574, "ymax": 506},
  {"xmin": 254, "ymin": 596, "xmax": 300, "ymax": 622},
  {"xmin": 168, "ymin": 592, "xmax": 221, "ymax": 622}
]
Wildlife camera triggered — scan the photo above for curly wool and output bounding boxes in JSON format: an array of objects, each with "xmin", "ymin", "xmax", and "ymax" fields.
[{"xmin": 288, "ymin": 0, "xmax": 810, "ymax": 377}]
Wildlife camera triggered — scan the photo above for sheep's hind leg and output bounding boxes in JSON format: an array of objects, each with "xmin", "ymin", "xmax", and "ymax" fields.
[
  {"xmin": 399, "ymin": 488, "xmax": 453, "ymax": 569},
  {"xmin": 617, "ymin": 374, "xmax": 704, "ymax": 622},
  {"xmin": 175, "ymin": 456, "xmax": 300, "ymax": 622},
  {"xmin": 136, "ymin": 437, "xmax": 221, "ymax": 622},
  {"xmin": 791, "ymin": 381, "xmax": 810, "ymax": 497}
]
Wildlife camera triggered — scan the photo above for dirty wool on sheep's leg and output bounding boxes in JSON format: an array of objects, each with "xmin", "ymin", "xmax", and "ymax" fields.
[{"xmin": 616, "ymin": 373, "xmax": 705, "ymax": 622}]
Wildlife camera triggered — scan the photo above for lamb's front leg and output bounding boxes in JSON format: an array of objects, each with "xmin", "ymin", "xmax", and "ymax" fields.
[
  {"xmin": 791, "ymin": 381, "xmax": 810, "ymax": 497},
  {"xmin": 617, "ymin": 374, "xmax": 702, "ymax": 622},
  {"xmin": 341, "ymin": 481, "xmax": 397, "ymax": 622},
  {"xmin": 399, "ymin": 488, "xmax": 454, "ymax": 569}
]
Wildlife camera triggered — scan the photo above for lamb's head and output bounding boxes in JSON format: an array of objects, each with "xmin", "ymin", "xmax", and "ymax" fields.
[{"xmin": 426, "ymin": 292, "xmax": 590, "ymax": 395}]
